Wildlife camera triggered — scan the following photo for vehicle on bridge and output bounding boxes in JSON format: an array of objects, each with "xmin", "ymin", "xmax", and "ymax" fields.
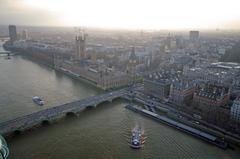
[{"xmin": 32, "ymin": 96, "xmax": 44, "ymax": 106}]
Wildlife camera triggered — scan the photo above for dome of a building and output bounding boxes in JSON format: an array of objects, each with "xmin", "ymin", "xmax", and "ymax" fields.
[{"xmin": 0, "ymin": 135, "xmax": 9, "ymax": 159}]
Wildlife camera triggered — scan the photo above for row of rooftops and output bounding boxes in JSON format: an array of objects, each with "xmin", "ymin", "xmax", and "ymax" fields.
[
  {"xmin": 63, "ymin": 59, "xmax": 127, "ymax": 78},
  {"xmin": 171, "ymin": 80, "xmax": 194, "ymax": 90},
  {"xmin": 12, "ymin": 40, "xmax": 71, "ymax": 54},
  {"xmin": 145, "ymin": 75, "xmax": 195, "ymax": 91},
  {"xmin": 145, "ymin": 70, "xmax": 195, "ymax": 90},
  {"xmin": 209, "ymin": 62, "xmax": 240, "ymax": 70},
  {"xmin": 145, "ymin": 71, "xmax": 232, "ymax": 100},
  {"xmin": 170, "ymin": 55, "xmax": 195, "ymax": 65},
  {"xmin": 186, "ymin": 70, "xmax": 236, "ymax": 82},
  {"xmin": 233, "ymin": 97, "xmax": 240, "ymax": 102},
  {"xmin": 184, "ymin": 64, "xmax": 240, "ymax": 84},
  {"xmin": 146, "ymin": 70, "xmax": 180, "ymax": 80},
  {"xmin": 195, "ymin": 84, "xmax": 229, "ymax": 100}
]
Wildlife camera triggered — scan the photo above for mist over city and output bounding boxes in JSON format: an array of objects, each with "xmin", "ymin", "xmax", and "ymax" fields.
[{"xmin": 0, "ymin": 0, "xmax": 240, "ymax": 159}]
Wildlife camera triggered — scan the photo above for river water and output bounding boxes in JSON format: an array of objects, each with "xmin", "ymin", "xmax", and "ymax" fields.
[{"xmin": 0, "ymin": 42, "xmax": 239, "ymax": 159}]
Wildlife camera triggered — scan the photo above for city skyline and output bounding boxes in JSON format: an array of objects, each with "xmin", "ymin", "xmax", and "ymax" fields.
[
  {"xmin": 1, "ymin": 16, "xmax": 240, "ymax": 158},
  {"xmin": 1, "ymin": 1, "xmax": 240, "ymax": 158},
  {"xmin": 1, "ymin": 0, "xmax": 240, "ymax": 30}
]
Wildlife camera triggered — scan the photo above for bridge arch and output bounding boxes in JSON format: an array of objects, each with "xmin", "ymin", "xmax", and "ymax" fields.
[
  {"xmin": 96, "ymin": 96, "xmax": 122, "ymax": 107},
  {"xmin": 96, "ymin": 100, "xmax": 112, "ymax": 107},
  {"xmin": 13, "ymin": 129, "xmax": 22, "ymax": 135},
  {"xmin": 65, "ymin": 112, "xmax": 77, "ymax": 117},
  {"xmin": 111, "ymin": 96, "xmax": 122, "ymax": 102},
  {"xmin": 41, "ymin": 120, "xmax": 50, "ymax": 126},
  {"xmin": 86, "ymin": 105, "xmax": 95, "ymax": 109}
]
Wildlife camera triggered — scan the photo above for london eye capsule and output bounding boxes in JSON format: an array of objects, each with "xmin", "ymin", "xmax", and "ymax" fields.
[{"xmin": 0, "ymin": 135, "xmax": 9, "ymax": 159}]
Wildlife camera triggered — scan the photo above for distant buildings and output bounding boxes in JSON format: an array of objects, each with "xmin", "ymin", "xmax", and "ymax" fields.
[
  {"xmin": 97, "ymin": 71, "xmax": 129, "ymax": 90},
  {"xmin": 193, "ymin": 83, "xmax": 230, "ymax": 110},
  {"xmin": 8, "ymin": 25, "xmax": 17, "ymax": 44},
  {"xmin": 127, "ymin": 46, "xmax": 137, "ymax": 81},
  {"xmin": 53, "ymin": 30, "xmax": 133, "ymax": 90},
  {"xmin": 189, "ymin": 31, "xmax": 199, "ymax": 42},
  {"xmin": 5, "ymin": 25, "xmax": 240, "ymax": 133},
  {"xmin": 169, "ymin": 80, "xmax": 195, "ymax": 106},
  {"xmin": 165, "ymin": 33, "xmax": 171, "ymax": 49},
  {"xmin": 55, "ymin": 58, "xmax": 130, "ymax": 90},
  {"xmin": 183, "ymin": 62, "xmax": 240, "ymax": 86},
  {"xmin": 75, "ymin": 30, "xmax": 86, "ymax": 60},
  {"xmin": 231, "ymin": 97, "xmax": 240, "ymax": 122},
  {"xmin": 144, "ymin": 71, "xmax": 172, "ymax": 100},
  {"xmin": 191, "ymin": 83, "xmax": 231, "ymax": 129},
  {"xmin": 22, "ymin": 29, "xmax": 28, "ymax": 40},
  {"xmin": 144, "ymin": 79, "xmax": 170, "ymax": 100},
  {"xmin": 170, "ymin": 55, "xmax": 195, "ymax": 69}
]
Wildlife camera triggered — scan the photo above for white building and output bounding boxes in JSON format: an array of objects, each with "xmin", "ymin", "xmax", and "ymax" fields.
[{"xmin": 231, "ymin": 97, "xmax": 240, "ymax": 122}]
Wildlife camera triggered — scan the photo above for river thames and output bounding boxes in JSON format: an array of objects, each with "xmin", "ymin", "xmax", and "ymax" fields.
[{"xmin": 0, "ymin": 43, "xmax": 240, "ymax": 159}]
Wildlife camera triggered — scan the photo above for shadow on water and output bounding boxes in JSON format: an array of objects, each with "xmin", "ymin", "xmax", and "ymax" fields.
[
  {"xmin": 41, "ymin": 120, "xmax": 51, "ymax": 126},
  {"xmin": 13, "ymin": 130, "xmax": 22, "ymax": 136}
]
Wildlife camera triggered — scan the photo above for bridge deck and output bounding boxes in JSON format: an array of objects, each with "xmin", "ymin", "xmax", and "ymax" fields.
[
  {"xmin": 0, "ymin": 51, "xmax": 11, "ymax": 54},
  {"xmin": 0, "ymin": 89, "xmax": 127, "ymax": 136}
]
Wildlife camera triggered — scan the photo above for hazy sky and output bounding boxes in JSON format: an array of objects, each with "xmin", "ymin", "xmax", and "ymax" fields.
[{"xmin": 1, "ymin": 0, "xmax": 240, "ymax": 30}]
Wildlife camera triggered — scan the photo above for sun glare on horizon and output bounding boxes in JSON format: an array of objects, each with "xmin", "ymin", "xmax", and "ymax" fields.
[{"xmin": 23, "ymin": 0, "xmax": 240, "ymax": 29}]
